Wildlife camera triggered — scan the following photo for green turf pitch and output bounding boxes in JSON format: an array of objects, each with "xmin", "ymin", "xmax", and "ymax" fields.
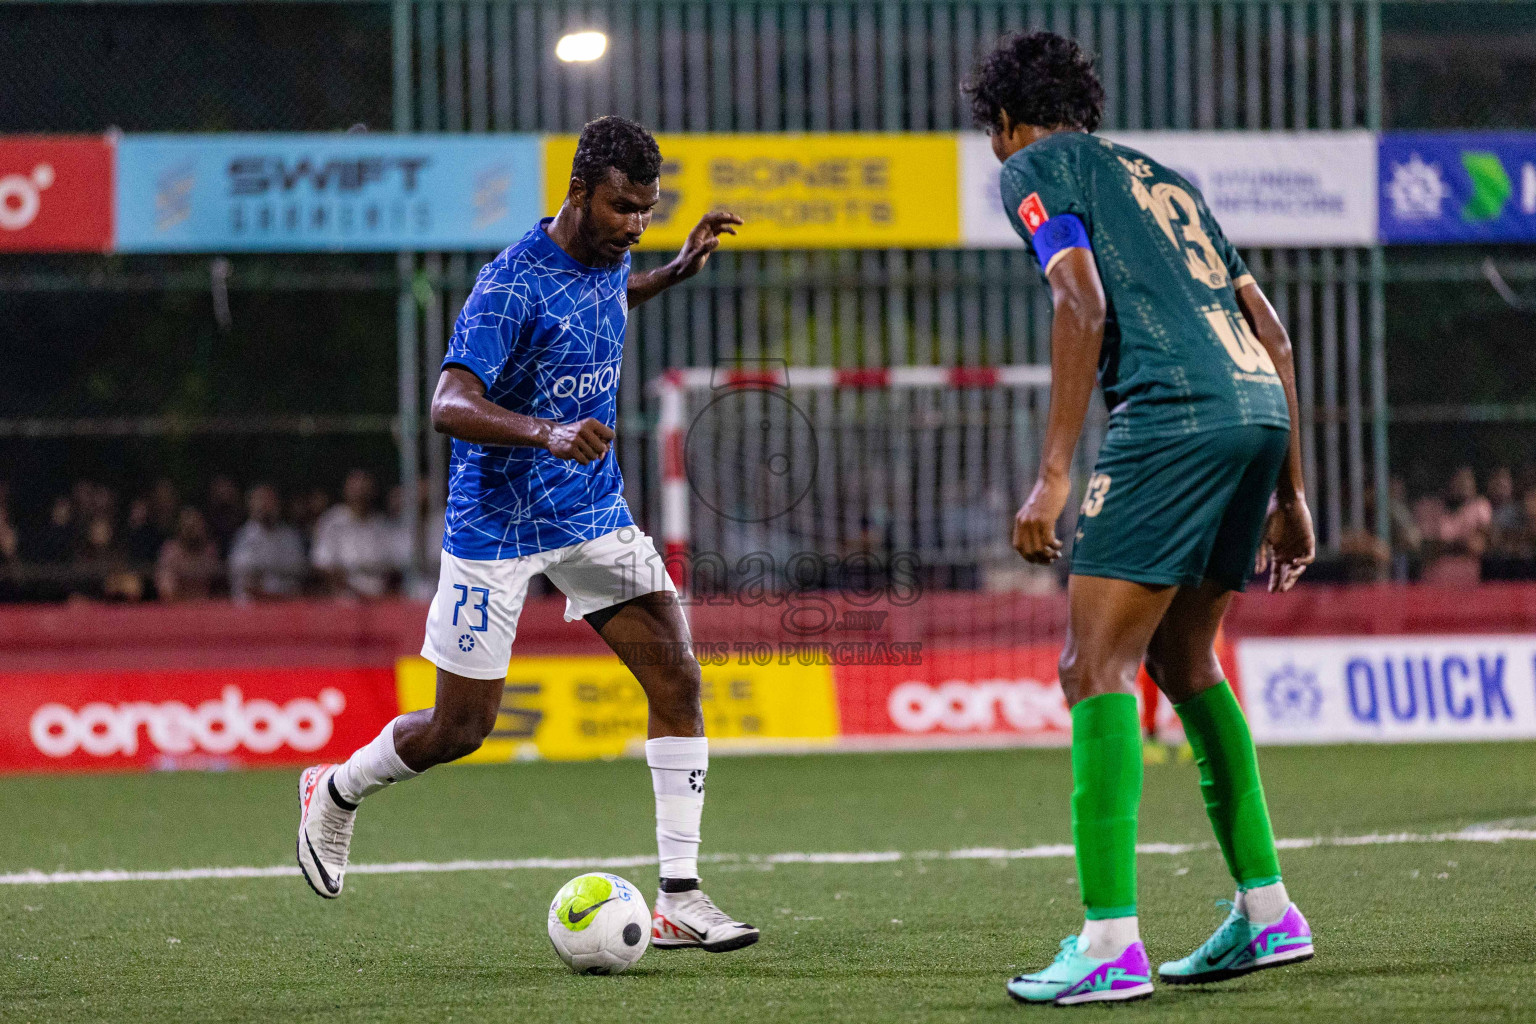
[{"xmin": 3, "ymin": 744, "xmax": 1534, "ymax": 1023}]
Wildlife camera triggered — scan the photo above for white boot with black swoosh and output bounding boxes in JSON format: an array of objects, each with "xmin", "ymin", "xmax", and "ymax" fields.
[
  {"xmin": 651, "ymin": 887, "xmax": 760, "ymax": 952},
  {"xmin": 296, "ymin": 764, "xmax": 357, "ymax": 898}
]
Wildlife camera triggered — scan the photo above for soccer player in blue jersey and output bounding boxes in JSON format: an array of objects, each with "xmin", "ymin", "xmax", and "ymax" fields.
[{"xmin": 297, "ymin": 116, "xmax": 759, "ymax": 953}]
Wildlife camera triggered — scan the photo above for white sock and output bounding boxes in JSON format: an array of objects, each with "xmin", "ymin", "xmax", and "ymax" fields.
[
  {"xmin": 646, "ymin": 736, "xmax": 708, "ymax": 883},
  {"xmin": 1081, "ymin": 916, "xmax": 1140, "ymax": 960},
  {"xmin": 332, "ymin": 717, "xmax": 419, "ymax": 805},
  {"xmin": 1237, "ymin": 881, "xmax": 1290, "ymax": 926}
]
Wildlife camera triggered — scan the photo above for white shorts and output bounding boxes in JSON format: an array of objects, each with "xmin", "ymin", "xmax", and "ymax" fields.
[{"xmin": 421, "ymin": 526, "xmax": 676, "ymax": 679}]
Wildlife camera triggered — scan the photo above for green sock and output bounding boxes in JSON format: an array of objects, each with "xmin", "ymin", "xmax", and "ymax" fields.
[
  {"xmin": 1070, "ymin": 693, "xmax": 1142, "ymax": 920},
  {"xmin": 1174, "ymin": 682, "xmax": 1282, "ymax": 888}
]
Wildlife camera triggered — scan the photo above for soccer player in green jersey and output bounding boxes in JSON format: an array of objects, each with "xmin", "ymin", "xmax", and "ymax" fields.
[{"xmin": 964, "ymin": 33, "xmax": 1317, "ymax": 1005}]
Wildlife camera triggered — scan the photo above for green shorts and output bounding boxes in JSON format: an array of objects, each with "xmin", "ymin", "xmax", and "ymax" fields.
[{"xmin": 1070, "ymin": 424, "xmax": 1289, "ymax": 592}]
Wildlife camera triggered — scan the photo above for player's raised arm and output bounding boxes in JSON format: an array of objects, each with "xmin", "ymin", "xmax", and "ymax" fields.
[
  {"xmin": 430, "ymin": 366, "xmax": 613, "ymax": 464},
  {"xmin": 626, "ymin": 210, "xmax": 743, "ymax": 309},
  {"xmin": 1235, "ymin": 281, "xmax": 1316, "ymax": 591},
  {"xmin": 1012, "ymin": 247, "xmax": 1106, "ymax": 564}
]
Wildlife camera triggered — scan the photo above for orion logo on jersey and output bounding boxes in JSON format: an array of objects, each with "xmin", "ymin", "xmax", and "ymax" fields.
[{"xmin": 550, "ymin": 364, "xmax": 621, "ymax": 401}]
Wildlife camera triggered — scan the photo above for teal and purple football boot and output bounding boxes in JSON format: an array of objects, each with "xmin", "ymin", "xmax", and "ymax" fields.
[
  {"xmin": 1159, "ymin": 901, "xmax": 1314, "ymax": 984},
  {"xmin": 1006, "ymin": 935, "xmax": 1155, "ymax": 1006}
]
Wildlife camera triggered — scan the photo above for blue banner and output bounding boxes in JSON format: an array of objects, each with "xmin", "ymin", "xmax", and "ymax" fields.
[
  {"xmin": 1380, "ymin": 132, "xmax": 1536, "ymax": 243},
  {"xmin": 115, "ymin": 134, "xmax": 544, "ymax": 252},
  {"xmin": 1239, "ymin": 636, "xmax": 1536, "ymax": 744}
]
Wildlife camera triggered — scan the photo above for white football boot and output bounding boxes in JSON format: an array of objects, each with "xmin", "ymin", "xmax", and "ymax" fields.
[
  {"xmin": 296, "ymin": 764, "xmax": 356, "ymax": 899},
  {"xmin": 651, "ymin": 889, "xmax": 760, "ymax": 952}
]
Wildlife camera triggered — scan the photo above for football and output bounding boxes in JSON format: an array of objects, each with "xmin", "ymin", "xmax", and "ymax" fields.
[{"xmin": 546, "ymin": 872, "xmax": 651, "ymax": 975}]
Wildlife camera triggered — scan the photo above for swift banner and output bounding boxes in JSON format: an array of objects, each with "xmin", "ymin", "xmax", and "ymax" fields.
[
  {"xmin": 543, "ymin": 132, "xmax": 962, "ymax": 249},
  {"xmin": 114, "ymin": 134, "xmax": 543, "ymax": 252},
  {"xmin": 0, "ymin": 136, "xmax": 113, "ymax": 252},
  {"xmin": 1237, "ymin": 635, "xmax": 1536, "ymax": 745},
  {"xmin": 961, "ymin": 130, "xmax": 1379, "ymax": 247},
  {"xmin": 1379, "ymin": 132, "xmax": 1536, "ymax": 243}
]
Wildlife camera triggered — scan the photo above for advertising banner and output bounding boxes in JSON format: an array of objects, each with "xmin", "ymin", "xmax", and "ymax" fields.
[
  {"xmin": 114, "ymin": 134, "xmax": 543, "ymax": 252},
  {"xmin": 396, "ymin": 654, "xmax": 840, "ymax": 761},
  {"xmin": 0, "ymin": 136, "xmax": 113, "ymax": 252},
  {"xmin": 544, "ymin": 132, "xmax": 962, "ymax": 249},
  {"xmin": 960, "ymin": 131, "xmax": 1378, "ymax": 248},
  {"xmin": 1237, "ymin": 635, "xmax": 1536, "ymax": 745},
  {"xmin": 1379, "ymin": 132, "xmax": 1536, "ymax": 243},
  {"xmin": 0, "ymin": 667, "xmax": 398, "ymax": 773},
  {"xmin": 835, "ymin": 645, "xmax": 1073, "ymax": 745}
]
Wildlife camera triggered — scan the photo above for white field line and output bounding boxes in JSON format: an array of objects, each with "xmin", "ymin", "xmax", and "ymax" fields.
[{"xmin": 4, "ymin": 828, "xmax": 1534, "ymax": 887}]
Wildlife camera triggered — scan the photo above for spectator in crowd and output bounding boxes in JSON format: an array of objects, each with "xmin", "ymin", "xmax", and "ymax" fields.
[
  {"xmin": 1420, "ymin": 465, "xmax": 1491, "ymax": 586},
  {"xmin": 287, "ymin": 486, "xmax": 332, "ymax": 552},
  {"xmin": 0, "ymin": 483, "xmax": 18, "ymax": 567},
  {"xmin": 155, "ymin": 507, "xmax": 222, "ymax": 601},
  {"xmin": 205, "ymin": 475, "xmax": 245, "ymax": 557},
  {"xmin": 1439, "ymin": 466, "xmax": 1492, "ymax": 556},
  {"xmin": 386, "ymin": 480, "xmax": 446, "ymax": 586},
  {"xmin": 34, "ymin": 495, "xmax": 76, "ymax": 565},
  {"xmin": 1488, "ymin": 467, "xmax": 1525, "ymax": 555},
  {"xmin": 148, "ymin": 478, "xmax": 180, "ymax": 541},
  {"xmin": 121, "ymin": 496, "xmax": 164, "ymax": 567},
  {"xmin": 74, "ymin": 513, "xmax": 144, "ymax": 602},
  {"xmin": 1522, "ymin": 488, "xmax": 1536, "ymax": 558},
  {"xmin": 312, "ymin": 469, "xmax": 399, "ymax": 598},
  {"xmin": 229, "ymin": 484, "xmax": 307, "ymax": 601}
]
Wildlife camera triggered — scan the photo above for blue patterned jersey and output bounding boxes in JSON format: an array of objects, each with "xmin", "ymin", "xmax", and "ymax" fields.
[{"xmin": 441, "ymin": 218, "xmax": 635, "ymax": 560}]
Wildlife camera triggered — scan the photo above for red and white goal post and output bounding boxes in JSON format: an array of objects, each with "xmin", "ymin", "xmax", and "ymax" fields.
[{"xmin": 650, "ymin": 364, "xmax": 1055, "ymax": 589}]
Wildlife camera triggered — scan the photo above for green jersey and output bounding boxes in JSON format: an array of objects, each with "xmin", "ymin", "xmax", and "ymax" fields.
[{"xmin": 999, "ymin": 132, "xmax": 1289, "ymax": 438}]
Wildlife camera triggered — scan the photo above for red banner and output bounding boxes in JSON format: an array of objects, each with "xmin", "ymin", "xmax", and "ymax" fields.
[
  {"xmin": 836, "ymin": 645, "xmax": 1073, "ymax": 742},
  {"xmin": 0, "ymin": 667, "xmax": 397, "ymax": 773},
  {"xmin": 0, "ymin": 136, "xmax": 113, "ymax": 252}
]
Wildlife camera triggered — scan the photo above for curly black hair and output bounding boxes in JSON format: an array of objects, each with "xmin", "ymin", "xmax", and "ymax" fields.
[
  {"xmin": 570, "ymin": 115, "xmax": 662, "ymax": 193},
  {"xmin": 961, "ymin": 32, "xmax": 1104, "ymax": 134}
]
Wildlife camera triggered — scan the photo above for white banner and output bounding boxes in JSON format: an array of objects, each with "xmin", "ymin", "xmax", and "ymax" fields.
[
  {"xmin": 1237, "ymin": 635, "xmax": 1536, "ymax": 745},
  {"xmin": 960, "ymin": 131, "xmax": 1378, "ymax": 248}
]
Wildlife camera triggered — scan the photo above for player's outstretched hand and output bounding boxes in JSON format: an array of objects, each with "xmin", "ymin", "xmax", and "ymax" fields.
[
  {"xmin": 1256, "ymin": 494, "xmax": 1315, "ymax": 592},
  {"xmin": 545, "ymin": 418, "xmax": 614, "ymax": 464},
  {"xmin": 673, "ymin": 211, "xmax": 744, "ymax": 280},
  {"xmin": 1012, "ymin": 473, "xmax": 1070, "ymax": 564}
]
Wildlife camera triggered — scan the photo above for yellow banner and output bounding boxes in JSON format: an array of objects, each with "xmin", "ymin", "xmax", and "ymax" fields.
[
  {"xmin": 397, "ymin": 655, "xmax": 839, "ymax": 762},
  {"xmin": 543, "ymin": 133, "xmax": 960, "ymax": 249}
]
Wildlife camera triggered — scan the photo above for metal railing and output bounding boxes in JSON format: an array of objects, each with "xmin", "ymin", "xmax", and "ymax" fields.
[{"xmin": 389, "ymin": 0, "xmax": 1389, "ymax": 579}]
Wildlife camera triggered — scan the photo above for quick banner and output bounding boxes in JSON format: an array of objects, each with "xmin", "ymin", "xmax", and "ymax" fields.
[
  {"xmin": 1237, "ymin": 635, "xmax": 1536, "ymax": 744},
  {"xmin": 0, "ymin": 667, "xmax": 399, "ymax": 773},
  {"xmin": 544, "ymin": 132, "xmax": 962, "ymax": 249},
  {"xmin": 114, "ymin": 134, "xmax": 543, "ymax": 252},
  {"xmin": 960, "ymin": 130, "xmax": 1379, "ymax": 248},
  {"xmin": 1379, "ymin": 132, "xmax": 1536, "ymax": 243}
]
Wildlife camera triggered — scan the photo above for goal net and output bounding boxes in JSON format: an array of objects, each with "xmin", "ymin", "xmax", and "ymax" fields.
[{"xmin": 649, "ymin": 363, "xmax": 1106, "ymax": 598}]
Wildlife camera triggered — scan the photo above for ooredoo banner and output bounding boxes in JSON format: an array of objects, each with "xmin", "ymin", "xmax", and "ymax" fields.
[
  {"xmin": 114, "ymin": 134, "xmax": 543, "ymax": 252},
  {"xmin": 835, "ymin": 645, "xmax": 1073, "ymax": 745},
  {"xmin": 1237, "ymin": 635, "xmax": 1536, "ymax": 744},
  {"xmin": 960, "ymin": 130, "xmax": 1379, "ymax": 248},
  {"xmin": 0, "ymin": 135, "xmax": 113, "ymax": 252},
  {"xmin": 0, "ymin": 667, "xmax": 398, "ymax": 772}
]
